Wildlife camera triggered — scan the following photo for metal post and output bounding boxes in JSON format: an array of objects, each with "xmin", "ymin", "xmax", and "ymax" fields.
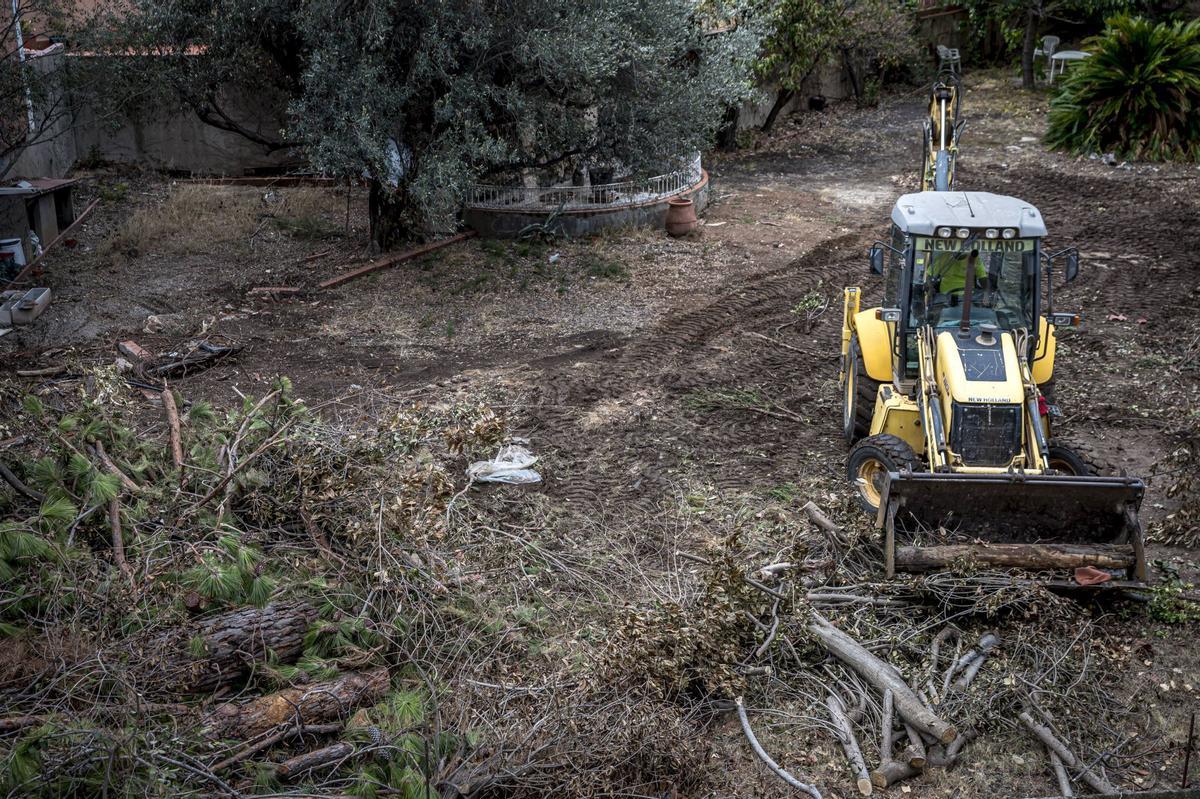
[{"xmin": 11, "ymin": 0, "xmax": 37, "ymax": 133}]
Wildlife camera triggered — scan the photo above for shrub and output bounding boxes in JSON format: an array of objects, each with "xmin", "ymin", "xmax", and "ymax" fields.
[{"xmin": 1045, "ymin": 16, "xmax": 1200, "ymax": 161}]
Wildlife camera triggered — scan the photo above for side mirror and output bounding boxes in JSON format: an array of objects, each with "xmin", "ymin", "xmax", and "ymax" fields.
[
  {"xmin": 1064, "ymin": 250, "xmax": 1080, "ymax": 283},
  {"xmin": 869, "ymin": 245, "xmax": 885, "ymax": 275}
]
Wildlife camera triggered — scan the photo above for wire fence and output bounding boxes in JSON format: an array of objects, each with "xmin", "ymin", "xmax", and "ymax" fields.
[{"xmin": 464, "ymin": 153, "xmax": 703, "ymax": 211}]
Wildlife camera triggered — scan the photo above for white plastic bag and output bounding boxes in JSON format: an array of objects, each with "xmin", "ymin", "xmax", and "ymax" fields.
[{"xmin": 466, "ymin": 443, "xmax": 541, "ymax": 485}]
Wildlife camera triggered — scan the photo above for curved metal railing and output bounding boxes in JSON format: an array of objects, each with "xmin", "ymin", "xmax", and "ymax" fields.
[{"xmin": 464, "ymin": 153, "xmax": 703, "ymax": 211}]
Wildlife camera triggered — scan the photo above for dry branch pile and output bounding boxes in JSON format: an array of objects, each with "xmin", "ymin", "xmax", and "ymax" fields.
[{"xmin": 0, "ymin": 367, "xmax": 1183, "ymax": 798}]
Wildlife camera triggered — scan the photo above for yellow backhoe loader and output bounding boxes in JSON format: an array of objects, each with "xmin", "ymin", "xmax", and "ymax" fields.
[{"xmin": 840, "ymin": 191, "xmax": 1146, "ymax": 582}]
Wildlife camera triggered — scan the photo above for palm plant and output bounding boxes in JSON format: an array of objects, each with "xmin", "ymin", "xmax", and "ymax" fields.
[{"xmin": 1045, "ymin": 15, "xmax": 1200, "ymax": 161}]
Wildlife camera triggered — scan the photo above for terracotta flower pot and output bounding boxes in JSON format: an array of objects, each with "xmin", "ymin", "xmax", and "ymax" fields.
[{"xmin": 665, "ymin": 198, "xmax": 698, "ymax": 237}]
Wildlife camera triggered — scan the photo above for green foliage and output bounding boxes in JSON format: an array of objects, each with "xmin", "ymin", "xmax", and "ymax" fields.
[
  {"xmin": 98, "ymin": 182, "xmax": 130, "ymax": 202},
  {"xmin": 958, "ymin": 0, "xmax": 1133, "ymax": 63},
  {"xmin": 344, "ymin": 690, "xmax": 466, "ymax": 799},
  {"xmin": 181, "ymin": 531, "xmax": 276, "ymax": 607},
  {"xmin": 581, "ymin": 252, "xmax": 629, "ymax": 281},
  {"xmin": 1, "ymin": 721, "xmax": 112, "ymax": 797},
  {"xmin": 0, "ymin": 522, "xmax": 57, "ymax": 588},
  {"xmin": 1148, "ymin": 580, "xmax": 1200, "ymax": 623},
  {"xmin": 1045, "ymin": 16, "xmax": 1200, "ymax": 161},
  {"xmin": 89, "ymin": 0, "xmax": 762, "ymax": 236},
  {"xmin": 757, "ymin": 0, "xmax": 917, "ymax": 92}
]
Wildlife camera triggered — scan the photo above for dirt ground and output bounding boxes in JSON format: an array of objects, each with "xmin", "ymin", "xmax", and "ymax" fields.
[{"xmin": 3, "ymin": 70, "xmax": 1200, "ymax": 797}]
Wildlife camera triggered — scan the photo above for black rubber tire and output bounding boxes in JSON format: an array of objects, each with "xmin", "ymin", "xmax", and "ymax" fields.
[
  {"xmin": 1046, "ymin": 437, "xmax": 1112, "ymax": 476},
  {"xmin": 847, "ymin": 434, "xmax": 919, "ymax": 515},
  {"xmin": 934, "ymin": 150, "xmax": 951, "ymax": 192},
  {"xmin": 842, "ymin": 334, "xmax": 881, "ymax": 445}
]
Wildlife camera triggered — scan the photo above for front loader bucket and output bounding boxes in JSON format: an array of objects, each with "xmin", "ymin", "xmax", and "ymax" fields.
[{"xmin": 877, "ymin": 471, "xmax": 1146, "ymax": 581}]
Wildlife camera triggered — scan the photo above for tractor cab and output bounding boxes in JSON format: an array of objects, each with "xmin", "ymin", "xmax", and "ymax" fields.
[{"xmin": 867, "ymin": 191, "xmax": 1079, "ymax": 385}]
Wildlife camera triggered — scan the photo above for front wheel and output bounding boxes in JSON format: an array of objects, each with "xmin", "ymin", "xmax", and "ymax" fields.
[
  {"xmin": 847, "ymin": 434, "xmax": 919, "ymax": 514},
  {"xmin": 1046, "ymin": 438, "xmax": 1111, "ymax": 476}
]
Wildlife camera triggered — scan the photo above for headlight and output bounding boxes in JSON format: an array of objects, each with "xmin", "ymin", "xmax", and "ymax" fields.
[
  {"xmin": 1002, "ymin": 228, "xmax": 1016, "ymax": 239},
  {"xmin": 937, "ymin": 227, "xmax": 952, "ymax": 238},
  {"xmin": 956, "ymin": 227, "xmax": 970, "ymax": 239},
  {"xmin": 985, "ymin": 228, "xmax": 999, "ymax": 239}
]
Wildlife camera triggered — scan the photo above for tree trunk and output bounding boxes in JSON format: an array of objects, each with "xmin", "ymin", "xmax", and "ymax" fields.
[
  {"xmin": 841, "ymin": 48, "xmax": 862, "ymax": 104},
  {"xmin": 760, "ymin": 89, "xmax": 795, "ymax": 134},
  {"xmin": 896, "ymin": 543, "xmax": 1135, "ymax": 573},
  {"xmin": 137, "ymin": 602, "xmax": 317, "ymax": 695},
  {"xmin": 277, "ymin": 742, "xmax": 357, "ymax": 779},
  {"xmin": 809, "ymin": 616, "xmax": 957, "ymax": 744},
  {"xmin": 717, "ymin": 105, "xmax": 741, "ymax": 151},
  {"xmin": 204, "ymin": 667, "xmax": 390, "ymax": 740},
  {"xmin": 368, "ymin": 179, "xmax": 420, "ymax": 253},
  {"xmin": 1021, "ymin": 5, "xmax": 1041, "ymax": 90}
]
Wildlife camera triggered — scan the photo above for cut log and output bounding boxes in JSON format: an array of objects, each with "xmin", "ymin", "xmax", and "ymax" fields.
[
  {"xmin": 870, "ymin": 730, "xmax": 974, "ymax": 789},
  {"xmin": 135, "ymin": 601, "xmax": 317, "ymax": 695},
  {"xmin": 277, "ymin": 742, "xmax": 355, "ymax": 779},
  {"xmin": 1018, "ymin": 711, "xmax": 1116, "ymax": 795},
  {"xmin": 953, "ymin": 632, "xmax": 1000, "ymax": 691},
  {"xmin": 1049, "ymin": 750, "xmax": 1074, "ymax": 797},
  {"xmin": 901, "ymin": 722, "xmax": 927, "ymax": 768},
  {"xmin": 826, "ymin": 694, "xmax": 872, "ymax": 796},
  {"xmin": 161, "ymin": 387, "xmax": 184, "ymax": 478},
  {"xmin": 895, "ymin": 543, "xmax": 1135, "ymax": 573},
  {"xmin": 878, "ymin": 688, "xmax": 894, "ymax": 763},
  {"xmin": 204, "ymin": 667, "xmax": 389, "ymax": 740},
  {"xmin": 802, "ymin": 501, "xmax": 849, "ymax": 547},
  {"xmin": 870, "ymin": 759, "xmax": 919, "ymax": 788},
  {"xmin": 809, "ymin": 616, "xmax": 957, "ymax": 744}
]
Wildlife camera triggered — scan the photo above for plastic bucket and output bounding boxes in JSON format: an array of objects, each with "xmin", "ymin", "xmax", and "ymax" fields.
[{"xmin": 0, "ymin": 238, "xmax": 26, "ymax": 267}]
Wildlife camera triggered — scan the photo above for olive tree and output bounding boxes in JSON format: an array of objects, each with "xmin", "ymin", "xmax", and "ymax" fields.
[{"xmin": 89, "ymin": 0, "xmax": 760, "ymax": 250}]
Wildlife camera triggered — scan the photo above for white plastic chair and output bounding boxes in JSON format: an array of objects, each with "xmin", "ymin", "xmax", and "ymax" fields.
[
  {"xmin": 937, "ymin": 44, "xmax": 961, "ymax": 75},
  {"xmin": 1034, "ymin": 35, "xmax": 1060, "ymax": 60}
]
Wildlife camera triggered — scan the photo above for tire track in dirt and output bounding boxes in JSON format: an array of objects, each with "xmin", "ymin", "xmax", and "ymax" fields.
[{"xmin": 527, "ymin": 231, "xmax": 875, "ymax": 512}]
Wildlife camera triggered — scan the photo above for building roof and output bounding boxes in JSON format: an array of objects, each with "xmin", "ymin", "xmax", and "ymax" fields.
[{"xmin": 892, "ymin": 191, "xmax": 1048, "ymax": 237}]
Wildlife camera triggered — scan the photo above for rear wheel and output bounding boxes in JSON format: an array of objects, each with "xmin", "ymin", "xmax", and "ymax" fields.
[
  {"xmin": 848, "ymin": 434, "xmax": 919, "ymax": 514},
  {"xmin": 842, "ymin": 335, "xmax": 881, "ymax": 444}
]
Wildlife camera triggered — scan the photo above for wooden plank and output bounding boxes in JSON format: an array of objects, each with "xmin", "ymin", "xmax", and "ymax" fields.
[{"xmin": 318, "ymin": 230, "xmax": 477, "ymax": 290}]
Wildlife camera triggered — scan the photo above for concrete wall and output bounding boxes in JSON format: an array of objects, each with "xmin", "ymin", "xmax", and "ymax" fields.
[
  {"xmin": 737, "ymin": 59, "xmax": 868, "ymax": 132},
  {"xmin": 72, "ymin": 76, "xmax": 294, "ymax": 175},
  {"xmin": 4, "ymin": 52, "xmax": 294, "ymax": 180},
  {"xmin": 5, "ymin": 51, "xmax": 79, "ymax": 180}
]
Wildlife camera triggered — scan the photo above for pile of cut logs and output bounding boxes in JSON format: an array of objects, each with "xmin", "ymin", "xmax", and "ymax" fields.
[
  {"xmin": 807, "ymin": 614, "xmax": 996, "ymax": 794},
  {"xmin": 133, "ymin": 601, "xmax": 391, "ymax": 780}
]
